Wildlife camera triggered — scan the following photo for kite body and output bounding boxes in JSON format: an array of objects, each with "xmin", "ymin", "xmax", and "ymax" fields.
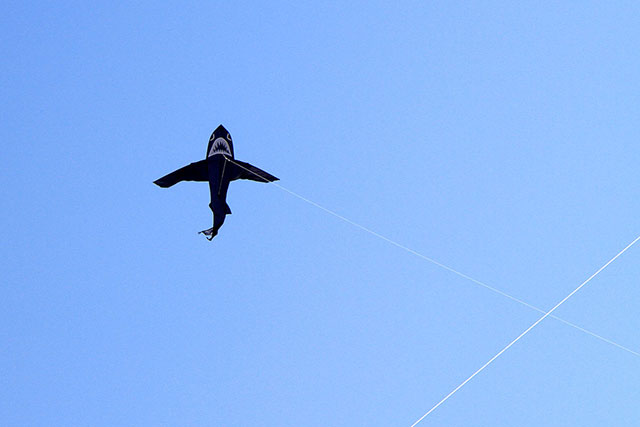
[{"xmin": 154, "ymin": 125, "xmax": 278, "ymax": 240}]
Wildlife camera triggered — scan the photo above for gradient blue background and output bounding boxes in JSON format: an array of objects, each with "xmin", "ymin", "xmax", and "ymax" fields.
[{"xmin": 2, "ymin": 2, "xmax": 639, "ymax": 426}]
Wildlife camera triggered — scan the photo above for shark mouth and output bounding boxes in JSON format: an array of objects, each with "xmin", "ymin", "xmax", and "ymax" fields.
[{"xmin": 208, "ymin": 137, "xmax": 232, "ymax": 157}]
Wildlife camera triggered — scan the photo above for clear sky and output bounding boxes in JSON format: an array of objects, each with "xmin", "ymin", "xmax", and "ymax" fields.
[{"xmin": 2, "ymin": 1, "xmax": 639, "ymax": 426}]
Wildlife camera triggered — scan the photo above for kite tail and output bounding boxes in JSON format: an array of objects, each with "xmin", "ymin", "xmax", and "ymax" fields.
[
  {"xmin": 199, "ymin": 206, "xmax": 227, "ymax": 241},
  {"xmin": 198, "ymin": 227, "xmax": 217, "ymax": 241}
]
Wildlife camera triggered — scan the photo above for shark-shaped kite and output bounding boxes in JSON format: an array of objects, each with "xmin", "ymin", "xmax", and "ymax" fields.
[{"xmin": 154, "ymin": 125, "xmax": 278, "ymax": 240}]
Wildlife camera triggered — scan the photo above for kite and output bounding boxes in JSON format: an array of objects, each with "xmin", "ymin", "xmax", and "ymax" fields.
[{"xmin": 154, "ymin": 125, "xmax": 279, "ymax": 240}]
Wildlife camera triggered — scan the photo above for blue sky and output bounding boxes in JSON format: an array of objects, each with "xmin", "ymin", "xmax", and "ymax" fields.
[{"xmin": 2, "ymin": 1, "xmax": 639, "ymax": 425}]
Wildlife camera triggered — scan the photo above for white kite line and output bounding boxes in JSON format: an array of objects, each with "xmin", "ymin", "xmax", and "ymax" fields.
[
  {"xmin": 227, "ymin": 158, "xmax": 639, "ymax": 358},
  {"xmin": 410, "ymin": 234, "xmax": 640, "ymax": 426}
]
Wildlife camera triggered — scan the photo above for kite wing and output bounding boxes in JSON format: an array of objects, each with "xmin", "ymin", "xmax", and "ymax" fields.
[
  {"xmin": 154, "ymin": 160, "xmax": 208, "ymax": 188},
  {"xmin": 229, "ymin": 160, "xmax": 279, "ymax": 183}
]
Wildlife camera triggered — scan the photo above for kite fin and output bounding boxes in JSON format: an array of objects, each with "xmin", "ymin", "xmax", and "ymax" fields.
[
  {"xmin": 229, "ymin": 160, "xmax": 279, "ymax": 183},
  {"xmin": 225, "ymin": 203, "xmax": 232, "ymax": 215},
  {"xmin": 154, "ymin": 160, "xmax": 208, "ymax": 188}
]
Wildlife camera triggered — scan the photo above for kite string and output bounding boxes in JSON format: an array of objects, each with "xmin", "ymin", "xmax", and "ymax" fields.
[
  {"xmin": 410, "ymin": 234, "xmax": 640, "ymax": 426},
  {"xmin": 225, "ymin": 158, "xmax": 640, "ymax": 358}
]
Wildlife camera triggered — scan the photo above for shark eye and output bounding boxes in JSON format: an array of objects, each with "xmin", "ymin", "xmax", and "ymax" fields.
[{"xmin": 226, "ymin": 133, "xmax": 232, "ymax": 141}]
